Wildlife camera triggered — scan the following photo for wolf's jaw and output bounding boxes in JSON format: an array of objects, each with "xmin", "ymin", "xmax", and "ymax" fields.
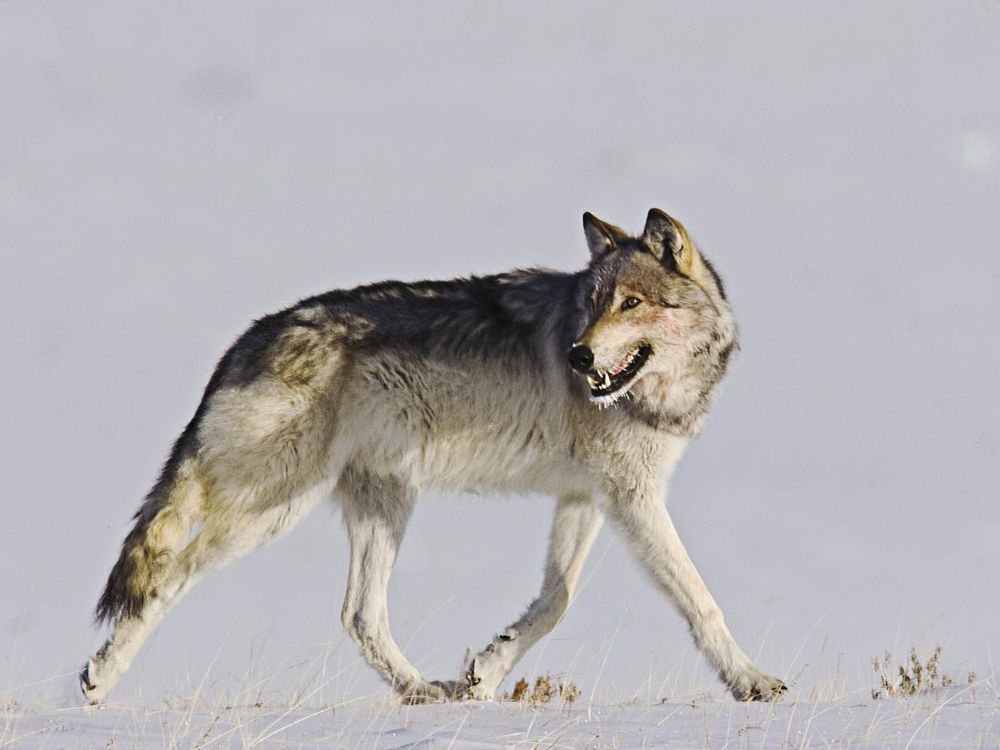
[
  {"xmin": 589, "ymin": 387, "xmax": 632, "ymax": 408},
  {"xmin": 586, "ymin": 343, "xmax": 652, "ymax": 404}
]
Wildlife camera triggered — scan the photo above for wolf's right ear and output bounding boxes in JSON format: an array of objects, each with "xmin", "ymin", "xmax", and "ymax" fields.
[{"xmin": 583, "ymin": 212, "xmax": 628, "ymax": 260}]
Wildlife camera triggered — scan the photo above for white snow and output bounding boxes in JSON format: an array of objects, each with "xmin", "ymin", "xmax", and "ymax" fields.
[{"xmin": 4, "ymin": 688, "xmax": 999, "ymax": 749}]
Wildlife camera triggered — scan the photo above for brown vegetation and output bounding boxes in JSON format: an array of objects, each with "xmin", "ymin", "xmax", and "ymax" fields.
[{"xmin": 504, "ymin": 674, "xmax": 581, "ymax": 706}]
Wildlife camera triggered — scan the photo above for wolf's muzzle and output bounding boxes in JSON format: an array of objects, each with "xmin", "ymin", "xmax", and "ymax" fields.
[{"xmin": 568, "ymin": 344, "xmax": 594, "ymax": 373}]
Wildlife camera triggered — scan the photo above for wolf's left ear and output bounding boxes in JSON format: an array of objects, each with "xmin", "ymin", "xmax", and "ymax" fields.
[
  {"xmin": 583, "ymin": 212, "xmax": 629, "ymax": 260},
  {"xmin": 643, "ymin": 208, "xmax": 726, "ymax": 304},
  {"xmin": 641, "ymin": 208, "xmax": 692, "ymax": 269}
]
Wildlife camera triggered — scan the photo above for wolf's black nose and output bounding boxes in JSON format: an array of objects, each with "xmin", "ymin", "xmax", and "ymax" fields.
[{"xmin": 568, "ymin": 344, "xmax": 594, "ymax": 373}]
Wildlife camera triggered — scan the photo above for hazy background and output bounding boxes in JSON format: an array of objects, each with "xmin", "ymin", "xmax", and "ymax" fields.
[{"xmin": 2, "ymin": 2, "xmax": 998, "ymax": 705}]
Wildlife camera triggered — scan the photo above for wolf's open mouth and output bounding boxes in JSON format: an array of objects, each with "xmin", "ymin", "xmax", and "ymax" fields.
[{"xmin": 587, "ymin": 343, "xmax": 652, "ymax": 401}]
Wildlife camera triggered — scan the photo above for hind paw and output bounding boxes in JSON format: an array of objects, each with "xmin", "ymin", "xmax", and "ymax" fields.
[
  {"xmin": 79, "ymin": 660, "xmax": 107, "ymax": 705},
  {"xmin": 431, "ymin": 680, "xmax": 470, "ymax": 700},
  {"xmin": 400, "ymin": 679, "xmax": 464, "ymax": 705},
  {"xmin": 730, "ymin": 672, "xmax": 787, "ymax": 702}
]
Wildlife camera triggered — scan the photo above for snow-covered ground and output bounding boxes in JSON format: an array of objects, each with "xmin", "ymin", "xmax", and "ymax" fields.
[
  {"xmin": 2, "ymin": 1, "xmax": 999, "ymax": 747},
  {"xmin": 5, "ymin": 687, "xmax": 999, "ymax": 749}
]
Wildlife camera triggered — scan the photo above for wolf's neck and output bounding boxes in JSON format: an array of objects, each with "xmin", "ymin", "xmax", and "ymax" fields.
[{"xmin": 622, "ymin": 372, "xmax": 716, "ymax": 436}]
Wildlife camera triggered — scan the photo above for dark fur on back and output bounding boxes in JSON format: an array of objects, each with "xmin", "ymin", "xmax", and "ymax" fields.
[
  {"xmin": 210, "ymin": 270, "xmax": 586, "ymax": 392},
  {"xmin": 316, "ymin": 271, "xmax": 581, "ymax": 360}
]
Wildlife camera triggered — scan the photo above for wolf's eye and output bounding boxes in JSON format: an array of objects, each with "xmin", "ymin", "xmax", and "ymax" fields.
[{"xmin": 620, "ymin": 296, "xmax": 641, "ymax": 311}]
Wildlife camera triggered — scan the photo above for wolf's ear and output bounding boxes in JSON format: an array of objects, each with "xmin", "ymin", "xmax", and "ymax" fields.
[
  {"xmin": 583, "ymin": 212, "xmax": 628, "ymax": 260},
  {"xmin": 644, "ymin": 208, "xmax": 725, "ymax": 303},
  {"xmin": 641, "ymin": 208, "xmax": 692, "ymax": 268}
]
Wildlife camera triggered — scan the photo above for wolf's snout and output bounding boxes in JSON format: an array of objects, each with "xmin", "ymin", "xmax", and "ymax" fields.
[{"xmin": 568, "ymin": 344, "xmax": 594, "ymax": 373}]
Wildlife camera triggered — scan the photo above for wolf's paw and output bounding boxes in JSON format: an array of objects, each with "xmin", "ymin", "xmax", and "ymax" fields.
[
  {"xmin": 729, "ymin": 671, "xmax": 787, "ymax": 702},
  {"xmin": 400, "ymin": 680, "xmax": 462, "ymax": 705},
  {"xmin": 79, "ymin": 659, "xmax": 107, "ymax": 705},
  {"xmin": 463, "ymin": 628, "xmax": 517, "ymax": 700},
  {"xmin": 464, "ymin": 668, "xmax": 496, "ymax": 701},
  {"xmin": 431, "ymin": 680, "xmax": 469, "ymax": 700}
]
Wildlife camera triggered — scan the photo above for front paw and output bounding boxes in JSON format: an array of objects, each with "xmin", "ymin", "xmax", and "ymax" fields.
[
  {"xmin": 464, "ymin": 655, "xmax": 504, "ymax": 700},
  {"xmin": 730, "ymin": 671, "xmax": 787, "ymax": 702},
  {"xmin": 464, "ymin": 675, "xmax": 496, "ymax": 701},
  {"xmin": 464, "ymin": 629, "xmax": 517, "ymax": 700}
]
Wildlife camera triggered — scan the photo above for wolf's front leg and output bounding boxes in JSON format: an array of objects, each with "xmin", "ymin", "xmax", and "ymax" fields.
[
  {"xmin": 465, "ymin": 495, "xmax": 603, "ymax": 699},
  {"xmin": 605, "ymin": 482, "xmax": 785, "ymax": 701}
]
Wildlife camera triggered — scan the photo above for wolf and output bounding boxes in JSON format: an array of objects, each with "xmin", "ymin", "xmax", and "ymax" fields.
[{"xmin": 81, "ymin": 208, "xmax": 786, "ymax": 705}]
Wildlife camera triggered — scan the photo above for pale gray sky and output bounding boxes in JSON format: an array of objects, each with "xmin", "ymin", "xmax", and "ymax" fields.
[{"xmin": 2, "ymin": 2, "xmax": 998, "ymax": 704}]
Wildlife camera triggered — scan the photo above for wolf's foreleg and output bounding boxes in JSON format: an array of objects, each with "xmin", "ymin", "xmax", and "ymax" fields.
[
  {"xmin": 605, "ymin": 484, "xmax": 786, "ymax": 701},
  {"xmin": 338, "ymin": 470, "xmax": 447, "ymax": 703},
  {"xmin": 465, "ymin": 495, "xmax": 603, "ymax": 700}
]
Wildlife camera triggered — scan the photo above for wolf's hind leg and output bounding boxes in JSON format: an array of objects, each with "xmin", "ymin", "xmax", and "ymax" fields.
[
  {"xmin": 465, "ymin": 494, "xmax": 603, "ymax": 700},
  {"xmin": 82, "ymin": 545, "xmax": 206, "ymax": 704},
  {"xmin": 337, "ymin": 468, "xmax": 444, "ymax": 703},
  {"xmin": 82, "ymin": 487, "xmax": 320, "ymax": 704}
]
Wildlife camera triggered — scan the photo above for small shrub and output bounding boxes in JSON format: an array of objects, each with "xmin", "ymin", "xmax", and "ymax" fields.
[
  {"xmin": 871, "ymin": 646, "xmax": 953, "ymax": 699},
  {"xmin": 508, "ymin": 677, "xmax": 530, "ymax": 703},
  {"xmin": 504, "ymin": 674, "xmax": 580, "ymax": 705},
  {"xmin": 559, "ymin": 680, "xmax": 581, "ymax": 703}
]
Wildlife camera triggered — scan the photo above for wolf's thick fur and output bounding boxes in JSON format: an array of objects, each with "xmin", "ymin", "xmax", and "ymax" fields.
[{"xmin": 82, "ymin": 209, "xmax": 785, "ymax": 704}]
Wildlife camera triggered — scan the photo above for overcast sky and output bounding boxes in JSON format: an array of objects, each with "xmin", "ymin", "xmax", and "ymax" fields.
[{"xmin": 2, "ymin": 2, "xmax": 998, "ymax": 706}]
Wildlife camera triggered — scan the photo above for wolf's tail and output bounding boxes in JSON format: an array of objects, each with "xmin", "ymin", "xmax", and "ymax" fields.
[{"xmin": 95, "ymin": 432, "xmax": 202, "ymax": 624}]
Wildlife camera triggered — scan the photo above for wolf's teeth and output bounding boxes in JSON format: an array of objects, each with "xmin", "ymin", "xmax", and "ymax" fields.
[{"xmin": 587, "ymin": 371, "xmax": 612, "ymax": 392}]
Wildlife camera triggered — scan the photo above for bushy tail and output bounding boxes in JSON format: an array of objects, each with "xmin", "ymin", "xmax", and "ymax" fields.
[{"xmin": 95, "ymin": 439, "xmax": 200, "ymax": 624}]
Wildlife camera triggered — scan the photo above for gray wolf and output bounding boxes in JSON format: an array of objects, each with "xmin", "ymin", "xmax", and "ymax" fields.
[{"xmin": 81, "ymin": 208, "xmax": 786, "ymax": 704}]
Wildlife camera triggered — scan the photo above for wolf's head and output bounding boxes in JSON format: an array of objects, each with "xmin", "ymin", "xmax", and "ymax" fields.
[{"xmin": 569, "ymin": 208, "xmax": 738, "ymax": 433}]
